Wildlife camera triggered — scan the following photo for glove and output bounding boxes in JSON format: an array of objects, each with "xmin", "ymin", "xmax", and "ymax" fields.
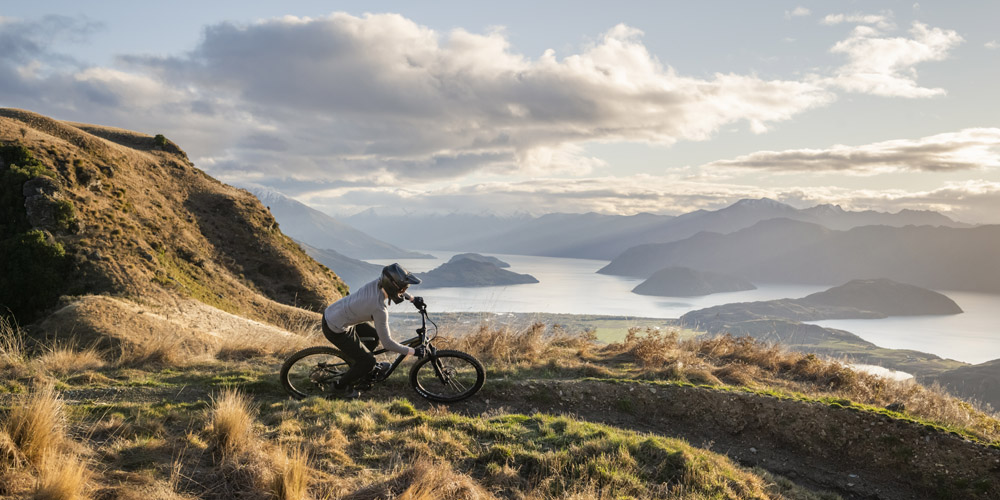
[
  {"xmin": 412, "ymin": 296, "xmax": 426, "ymax": 310},
  {"xmin": 413, "ymin": 345, "xmax": 428, "ymax": 358}
]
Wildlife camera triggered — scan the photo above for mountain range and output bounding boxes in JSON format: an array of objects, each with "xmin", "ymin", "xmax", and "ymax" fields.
[
  {"xmin": 247, "ymin": 187, "xmax": 431, "ymax": 260},
  {"xmin": 346, "ymin": 198, "xmax": 966, "ymax": 260},
  {"xmin": 599, "ymin": 218, "xmax": 1000, "ymax": 293}
]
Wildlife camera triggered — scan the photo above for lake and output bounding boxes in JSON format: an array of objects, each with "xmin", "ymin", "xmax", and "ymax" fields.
[{"xmin": 367, "ymin": 251, "xmax": 1000, "ymax": 365}]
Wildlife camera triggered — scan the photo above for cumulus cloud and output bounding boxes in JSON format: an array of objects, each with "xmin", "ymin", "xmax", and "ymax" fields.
[
  {"xmin": 7, "ymin": 12, "xmax": 835, "ymax": 182},
  {"xmin": 822, "ymin": 21, "xmax": 963, "ymax": 97},
  {"xmin": 986, "ymin": 40, "xmax": 999, "ymax": 50},
  {"xmin": 704, "ymin": 128, "xmax": 1000, "ymax": 173},
  {"xmin": 295, "ymin": 175, "xmax": 777, "ymax": 217}
]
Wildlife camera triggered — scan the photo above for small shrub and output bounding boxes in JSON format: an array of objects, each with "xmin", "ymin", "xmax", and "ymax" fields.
[
  {"xmin": 51, "ymin": 199, "xmax": 76, "ymax": 230},
  {"xmin": 153, "ymin": 134, "xmax": 168, "ymax": 147}
]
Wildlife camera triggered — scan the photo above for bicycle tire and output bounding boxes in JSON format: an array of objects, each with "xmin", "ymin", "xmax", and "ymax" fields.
[
  {"xmin": 280, "ymin": 346, "xmax": 352, "ymax": 399},
  {"xmin": 408, "ymin": 350, "xmax": 485, "ymax": 403}
]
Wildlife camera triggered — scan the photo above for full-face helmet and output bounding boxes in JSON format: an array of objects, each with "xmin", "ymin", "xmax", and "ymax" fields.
[{"xmin": 379, "ymin": 263, "xmax": 421, "ymax": 304}]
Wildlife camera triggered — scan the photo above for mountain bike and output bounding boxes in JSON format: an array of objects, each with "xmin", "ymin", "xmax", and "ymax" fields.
[{"xmin": 279, "ymin": 299, "xmax": 485, "ymax": 403}]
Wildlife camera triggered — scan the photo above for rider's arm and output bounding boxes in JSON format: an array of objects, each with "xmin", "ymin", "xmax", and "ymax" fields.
[{"xmin": 372, "ymin": 306, "xmax": 416, "ymax": 356}]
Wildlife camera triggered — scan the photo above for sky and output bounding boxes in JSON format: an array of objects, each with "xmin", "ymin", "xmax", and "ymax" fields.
[{"xmin": 2, "ymin": 1, "xmax": 999, "ymax": 223}]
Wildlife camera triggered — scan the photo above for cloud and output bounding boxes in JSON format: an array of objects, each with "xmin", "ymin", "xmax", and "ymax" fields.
[
  {"xmin": 785, "ymin": 7, "xmax": 812, "ymax": 19},
  {"xmin": 986, "ymin": 40, "xmax": 999, "ymax": 50},
  {"xmin": 295, "ymin": 175, "xmax": 775, "ymax": 217},
  {"xmin": 6, "ymin": 12, "xmax": 835, "ymax": 183},
  {"xmin": 703, "ymin": 128, "xmax": 1000, "ymax": 173},
  {"xmin": 280, "ymin": 173, "xmax": 1000, "ymax": 224},
  {"xmin": 820, "ymin": 180, "xmax": 1000, "ymax": 224},
  {"xmin": 822, "ymin": 21, "xmax": 963, "ymax": 97},
  {"xmin": 821, "ymin": 12, "xmax": 895, "ymax": 30}
]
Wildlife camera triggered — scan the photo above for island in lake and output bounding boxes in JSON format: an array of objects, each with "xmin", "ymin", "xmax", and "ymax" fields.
[
  {"xmin": 417, "ymin": 253, "xmax": 538, "ymax": 288},
  {"xmin": 632, "ymin": 266, "xmax": 756, "ymax": 297}
]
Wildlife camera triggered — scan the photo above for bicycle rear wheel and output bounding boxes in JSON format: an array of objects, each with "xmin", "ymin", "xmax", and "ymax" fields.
[
  {"xmin": 280, "ymin": 346, "xmax": 352, "ymax": 399},
  {"xmin": 408, "ymin": 350, "xmax": 485, "ymax": 403}
]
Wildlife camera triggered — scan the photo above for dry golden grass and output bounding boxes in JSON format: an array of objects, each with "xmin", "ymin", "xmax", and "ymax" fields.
[
  {"xmin": 214, "ymin": 332, "xmax": 312, "ymax": 362},
  {"xmin": 0, "ymin": 315, "xmax": 28, "ymax": 373},
  {"xmin": 34, "ymin": 344, "xmax": 106, "ymax": 376},
  {"xmin": 208, "ymin": 388, "xmax": 257, "ymax": 458},
  {"xmin": 116, "ymin": 336, "xmax": 187, "ymax": 368},
  {"xmin": 342, "ymin": 457, "xmax": 497, "ymax": 500},
  {"xmin": 610, "ymin": 329, "xmax": 1000, "ymax": 442},
  {"xmin": 34, "ymin": 454, "xmax": 90, "ymax": 500},
  {"xmin": 3, "ymin": 384, "xmax": 68, "ymax": 466},
  {"xmin": 0, "ymin": 428, "xmax": 25, "ymax": 471},
  {"xmin": 442, "ymin": 322, "xmax": 596, "ymax": 368},
  {"xmin": 269, "ymin": 445, "xmax": 311, "ymax": 500}
]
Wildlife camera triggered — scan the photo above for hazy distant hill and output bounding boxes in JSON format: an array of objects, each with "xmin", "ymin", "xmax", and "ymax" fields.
[
  {"xmin": 346, "ymin": 198, "xmax": 965, "ymax": 260},
  {"xmin": 798, "ymin": 278, "xmax": 963, "ymax": 316},
  {"xmin": 295, "ymin": 240, "xmax": 382, "ymax": 291},
  {"xmin": 600, "ymin": 218, "xmax": 1000, "ymax": 293},
  {"xmin": 248, "ymin": 188, "xmax": 431, "ymax": 260},
  {"xmin": 678, "ymin": 279, "xmax": 966, "ymax": 376},
  {"xmin": 448, "ymin": 252, "xmax": 510, "ymax": 267},
  {"xmin": 926, "ymin": 359, "xmax": 1000, "ymax": 411},
  {"xmin": 632, "ymin": 267, "xmax": 756, "ymax": 297},
  {"xmin": 459, "ymin": 212, "xmax": 673, "ymax": 259},
  {"xmin": 345, "ymin": 209, "xmax": 531, "ymax": 250}
]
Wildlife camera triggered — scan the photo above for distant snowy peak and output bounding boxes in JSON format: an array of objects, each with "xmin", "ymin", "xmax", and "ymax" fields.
[
  {"xmin": 729, "ymin": 198, "xmax": 796, "ymax": 211},
  {"xmin": 804, "ymin": 204, "xmax": 847, "ymax": 215},
  {"xmin": 244, "ymin": 186, "xmax": 291, "ymax": 206}
]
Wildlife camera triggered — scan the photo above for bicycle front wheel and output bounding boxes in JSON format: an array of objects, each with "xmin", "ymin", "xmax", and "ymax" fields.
[
  {"xmin": 280, "ymin": 346, "xmax": 352, "ymax": 399},
  {"xmin": 409, "ymin": 350, "xmax": 485, "ymax": 403}
]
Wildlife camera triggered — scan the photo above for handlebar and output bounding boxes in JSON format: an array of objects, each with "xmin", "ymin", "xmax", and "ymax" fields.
[{"xmin": 412, "ymin": 296, "xmax": 426, "ymax": 311}]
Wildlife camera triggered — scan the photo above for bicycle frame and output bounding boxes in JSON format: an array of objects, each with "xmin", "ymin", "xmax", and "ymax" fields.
[{"xmin": 364, "ymin": 306, "xmax": 436, "ymax": 383}]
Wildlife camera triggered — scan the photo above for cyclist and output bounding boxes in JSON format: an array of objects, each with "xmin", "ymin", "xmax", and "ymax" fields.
[{"xmin": 321, "ymin": 263, "xmax": 426, "ymax": 398}]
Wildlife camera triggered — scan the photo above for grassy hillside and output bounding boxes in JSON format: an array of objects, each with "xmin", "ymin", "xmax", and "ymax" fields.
[
  {"xmin": 0, "ymin": 108, "xmax": 346, "ymax": 327},
  {"xmin": 3, "ymin": 316, "xmax": 999, "ymax": 499}
]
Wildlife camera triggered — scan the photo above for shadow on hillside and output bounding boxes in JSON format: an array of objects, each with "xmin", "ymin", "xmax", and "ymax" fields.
[{"xmin": 183, "ymin": 189, "xmax": 328, "ymax": 311}]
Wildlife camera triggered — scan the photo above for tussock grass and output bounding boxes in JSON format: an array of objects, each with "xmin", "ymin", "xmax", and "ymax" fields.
[
  {"xmin": 116, "ymin": 336, "xmax": 187, "ymax": 368},
  {"xmin": 34, "ymin": 343, "xmax": 105, "ymax": 376},
  {"xmin": 269, "ymin": 445, "xmax": 311, "ymax": 500},
  {"xmin": 214, "ymin": 333, "xmax": 311, "ymax": 362},
  {"xmin": 442, "ymin": 322, "xmax": 596, "ymax": 369},
  {"xmin": 611, "ymin": 329, "xmax": 1000, "ymax": 443},
  {"xmin": 3, "ymin": 384, "xmax": 68, "ymax": 466},
  {"xmin": 208, "ymin": 387, "xmax": 257, "ymax": 457},
  {"xmin": 0, "ymin": 384, "xmax": 93, "ymax": 499},
  {"xmin": 0, "ymin": 315, "xmax": 29, "ymax": 373},
  {"xmin": 342, "ymin": 457, "xmax": 496, "ymax": 500},
  {"xmin": 34, "ymin": 454, "xmax": 89, "ymax": 500}
]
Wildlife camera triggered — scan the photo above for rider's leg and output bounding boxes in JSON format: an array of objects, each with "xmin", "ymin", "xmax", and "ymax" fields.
[
  {"xmin": 322, "ymin": 319, "xmax": 375, "ymax": 394},
  {"xmin": 354, "ymin": 322, "xmax": 391, "ymax": 378}
]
